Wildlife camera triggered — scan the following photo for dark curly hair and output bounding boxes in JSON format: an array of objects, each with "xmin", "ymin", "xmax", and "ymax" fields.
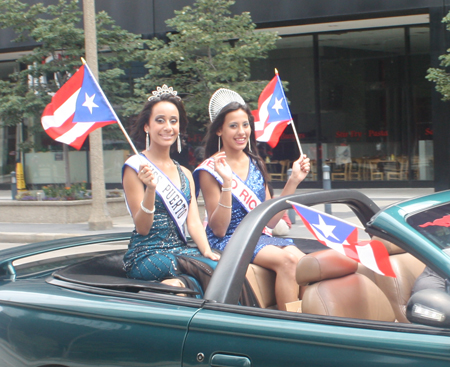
[
  {"xmin": 130, "ymin": 93, "xmax": 188, "ymax": 151},
  {"xmin": 203, "ymin": 101, "xmax": 269, "ymax": 183}
]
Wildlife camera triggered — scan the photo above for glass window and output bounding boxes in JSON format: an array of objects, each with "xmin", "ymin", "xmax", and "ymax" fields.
[
  {"xmin": 407, "ymin": 203, "xmax": 450, "ymax": 249},
  {"xmin": 318, "ymin": 26, "xmax": 431, "ymax": 182},
  {"xmin": 251, "ymin": 35, "xmax": 317, "ymax": 180},
  {"xmin": 0, "ymin": 60, "xmax": 17, "ymax": 80},
  {"xmin": 0, "ymin": 61, "xmax": 19, "ymax": 177},
  {"xmin": 410, "ymin": 26, "xmax": 432, "ymax": 181},
  {"xmin": 319, "ymin": 28, "xmax": 409, "ymax": 182}
]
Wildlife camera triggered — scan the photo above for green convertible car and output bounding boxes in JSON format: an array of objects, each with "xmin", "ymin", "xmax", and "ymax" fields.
[{"xmin": 1, "ymin": 189, "xmax": 450, "ymax": 366}]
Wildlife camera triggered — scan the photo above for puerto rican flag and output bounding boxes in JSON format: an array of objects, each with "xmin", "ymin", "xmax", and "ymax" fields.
[
  {"xmin": 253, "ymin": 72, "xmax": 292, "ymax": 148},
  {"xmin": 41, "ymin": 63, "xmax": 117, "ymax": 150},
  {"xmin": 290, "ymin": 201, "xmax": 396, "ymax": 277}
]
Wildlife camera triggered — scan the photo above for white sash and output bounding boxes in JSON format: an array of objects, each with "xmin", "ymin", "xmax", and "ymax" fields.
[
  {"xmin": 124, "ymin": 154, "xmax": 189, "ymax": 242},
  {"xmin": 194, "ymin": 157, "xmax": 271, "ymax": 236}
]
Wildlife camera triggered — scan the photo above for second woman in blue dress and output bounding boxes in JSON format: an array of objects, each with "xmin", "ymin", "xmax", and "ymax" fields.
[{"xmin": 194, "ymin": 89, "xmax": 310, "ymax": 311}]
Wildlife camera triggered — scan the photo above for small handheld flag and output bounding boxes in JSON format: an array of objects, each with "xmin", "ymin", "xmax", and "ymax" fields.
[
  {"xmin": 41, "ymin": 62, "xmax": 117, "ymax": 149},
  {"xmin": 254, "ymin": 69, "xmax": 303, "ymax": 154},
  {"xmin": 41, "ymin": 59, "xmax": 139, "ymax": 156},
  {"xmin": 288, "ymin": 200, "xmax": 396, "ymax": 278}
]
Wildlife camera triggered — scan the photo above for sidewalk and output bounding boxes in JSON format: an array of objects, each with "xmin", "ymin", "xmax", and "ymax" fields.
[{"xmin": 0, "ymin": 188, "xmax": 434, "ymax": 244}]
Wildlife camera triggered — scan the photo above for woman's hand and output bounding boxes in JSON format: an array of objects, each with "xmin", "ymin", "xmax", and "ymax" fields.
[
  {"xmin": 203, "ymin": 249, "xmax": 221, "ymax": 261},
  {"xmin": 138, "ymin": 164, "xmax": 156, "ymax": 190},
  {"xmin": 213, "ymin": 152, "xmax": 232, "ymax": 185},
  {"xmin": 290, "ymin": 155, "xmax": 311, "ymax": 184}
]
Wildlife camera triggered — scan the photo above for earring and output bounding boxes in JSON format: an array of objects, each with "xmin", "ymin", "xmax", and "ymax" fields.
[
  {"xmin": 146, "ymin": 131, "xmax": 150, "ymax": 151},
  {"xmin": 248, "ymin": 139, "xmax": 252, "ymax": 152},
  {"xmin": 177, "ymin": 134, "xmax": 182, "ymax": 153},
  {"xmin": 218, "ymin": 136, "xmax": 221, "ymax": 151}
]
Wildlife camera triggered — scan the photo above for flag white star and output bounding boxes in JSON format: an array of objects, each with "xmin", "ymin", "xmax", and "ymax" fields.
[
  {"xmin": 312, "ymin": 215, "xmax": 339, "ymax": 240},
  {"xmin": 82, "ymin": 93, "xmax": 99, "ymax": 114},
  {"xmin": 271, "ymin": 97, "xmax": 284, "ymax": 114}
]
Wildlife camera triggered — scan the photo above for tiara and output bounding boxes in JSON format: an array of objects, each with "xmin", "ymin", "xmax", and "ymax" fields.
[
  {"xmin": 209, "ymin": 88, "xmax": 245, "ymax": 122},
  {"xmin": 148, "ymin": 84, "xmax": 179, "ymax": 101}
]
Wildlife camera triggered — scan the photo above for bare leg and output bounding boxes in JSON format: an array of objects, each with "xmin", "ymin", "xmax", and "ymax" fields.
[
  {"xmin": 283, "ymin": 245, "xmax": 305, "ymax": 262},
  {"xmin": 283, "ymin": 245, "xmax": 306, "ymax": 299},
  {"xmin": 253, "ymin": 245, "xmax": 303, "ymax": 311}
]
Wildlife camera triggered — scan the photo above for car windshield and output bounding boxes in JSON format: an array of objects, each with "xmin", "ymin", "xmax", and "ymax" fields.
[{"xmin": 407, "ymin": 202, "xmax": 450, "ymax": 249}]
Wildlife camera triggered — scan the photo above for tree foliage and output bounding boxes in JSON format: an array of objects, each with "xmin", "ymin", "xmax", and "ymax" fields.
[
  {"xmin": 0, "ymin": 0, "xmax": 143, "ymax": 147},
  {"xmin": 127, "ymin": 0, "xmax": 279, "ymax": 131},
  {"xmin": 426, "ymin": 12, "xmax": 450, "ymax": 101}
]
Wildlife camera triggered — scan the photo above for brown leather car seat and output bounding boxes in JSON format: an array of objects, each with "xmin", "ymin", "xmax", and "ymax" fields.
[
  {"xmin": 296, "ymin": 250, "xmax": 395, "ymax": 321},
  {"xmin": 245, "ymin": 249, "xmax": 306, "ymax": 309},
  {"xmin": 246, "ymin": 264, "xmax": 277, "ymax": 308},
  {"xmin": 357, "ymin": 237, "xmax": 425, "ymax": 323}
]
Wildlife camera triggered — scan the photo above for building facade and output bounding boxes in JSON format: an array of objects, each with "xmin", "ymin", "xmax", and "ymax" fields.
[{"xmin": 1, "ymin": 0, "xmax": 449, "ymax": 190}]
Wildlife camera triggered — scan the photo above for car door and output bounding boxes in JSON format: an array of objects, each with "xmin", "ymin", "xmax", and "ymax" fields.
[
  {"xmin": 182, "ymin": 304, "xmax": 450, "ymax": 367},
  {"xmin": 0, "ymin": 280, "xmax": 202, "ymax": 367},
  {"xmin": 181, "ymin": 191, "xmax": 450, "ymax": 366}
]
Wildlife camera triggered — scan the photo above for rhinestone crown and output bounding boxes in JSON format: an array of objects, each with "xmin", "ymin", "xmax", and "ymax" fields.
[{"xmin": 148, "ymin": 84, "xmax": 179, "ymax": 101}]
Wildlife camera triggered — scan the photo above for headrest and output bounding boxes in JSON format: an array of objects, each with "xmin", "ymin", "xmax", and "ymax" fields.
[
  {"xmin": 371, "ymin": 236, "xmax": 404, "ymax": 255},
  {"xmin": 296, "ymin": 250, "xmax": 358, "ymax": 286}
]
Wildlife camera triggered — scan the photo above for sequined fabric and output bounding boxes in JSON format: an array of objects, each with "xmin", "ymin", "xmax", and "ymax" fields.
[
  {"xmin": 206, "ymin": 158, "xmax": 292, "ymax": 262},
  {"xmin": 123, "ymin": 161, "xmax": 201, "ymax": 281}
]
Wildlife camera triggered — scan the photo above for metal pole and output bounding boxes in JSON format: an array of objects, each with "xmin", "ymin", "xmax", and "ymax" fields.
[
  {"xmin": 63, "ymin": 143, "xmax": 71, "ymax": 187},
  {"xmin": 322, "ymin": 163, "xmax": 332, "ymax": 214},
  {"xmin": 286, "ymin": 168, "xmax": 296, "ymax": 224},
  {"xmin": 83, "ymin": 0, "xmax": 113, "ymax": 230},
  {"xmin": 10, "ymin": 171, "xmax": 16, "ymax": 200}
]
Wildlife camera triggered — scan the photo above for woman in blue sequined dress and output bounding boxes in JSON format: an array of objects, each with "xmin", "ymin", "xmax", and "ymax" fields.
[
  {"xmin": 122, "ymin": 87, "xmax": 219, "ymax": 283},
  {"xmin": 194, "ymin": 89, "xmax": 310, "ymax": 311}
]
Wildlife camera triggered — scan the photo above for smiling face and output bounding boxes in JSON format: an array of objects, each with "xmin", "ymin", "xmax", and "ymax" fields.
[
  {"xmin": 217, "ymin": 109, "xmax": 251, "ymax": 152},
  {"xmin": 145, "ymin": 101, "xmax": 179, "ymax": 148}
]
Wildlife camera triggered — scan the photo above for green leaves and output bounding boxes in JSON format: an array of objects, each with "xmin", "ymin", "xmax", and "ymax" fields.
[
  {"xmin": 427, "ymin": 11, "xmax": 450, "ymax": 101},
  {"xmin": 427, "ymin": 67, "xmax": 450, "ymax": 101},
  {"xmin": 0, "ymin": 0, "xmax": 143, "ymax": 148},
  {"xmin": 130, "ymin": 0, "xmax": 279, "ymax": 130},
  {"xmin": 0, "ymin": 0, "xmax": 279, "ymax": 144}
]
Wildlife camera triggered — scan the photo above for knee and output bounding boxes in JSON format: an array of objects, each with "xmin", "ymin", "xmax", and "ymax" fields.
[
  {"xmin": 285, "ymin": 252, "xmax": 299, "ymax": 268},
  {"xmin": 275, "ymin": 252, "xmax": 298, "ymax": 273}
]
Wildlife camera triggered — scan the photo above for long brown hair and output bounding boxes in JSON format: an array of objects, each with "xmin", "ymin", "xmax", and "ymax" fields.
[
  {"xmin": 203, "ymin": 102, "xmax": 269, "ymax": 183},
  {"xmin": 131, "ymin": 94, "xmax": 188, "ymax": 151}
]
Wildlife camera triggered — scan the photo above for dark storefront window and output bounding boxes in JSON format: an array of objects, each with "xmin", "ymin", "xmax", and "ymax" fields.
[
  {"xmin": 251, "ymin": 35, "xmax": 317, "ymax": 180},
  {"xmin": 252, "ymin": 24, "xmax": 432, "ymax": 184},
  {"xmin": 410, "ymin": 26, "xmax": 432, "ymax": 181},
  {"xmin": 320, "ymin": 27, "xmax": 416, "ymax": 182},
  {"xmin": 0, "ymin": 61, "xmax": 18, "ymax": 178}
]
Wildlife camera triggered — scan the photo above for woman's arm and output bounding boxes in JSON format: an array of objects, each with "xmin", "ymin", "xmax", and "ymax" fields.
[
  {"xmin": 198, "ymin": 154, "xmax": 233, "ymax": 237},
  {"xmin": 265, "ymin": 155, "xmax": 310, "ymax": 229},
  {"xmin": 183, "ymin": 168, "xmax": 220, "ymax": 261},
  {"xmin": 122, "ymin": 164, "xmax": 157, "ymax": 235}
]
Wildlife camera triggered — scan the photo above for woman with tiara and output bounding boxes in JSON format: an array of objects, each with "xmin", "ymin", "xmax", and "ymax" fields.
[
  {"xmin": 194, "ymin": 89, "xmax": 310, "ymax": 311},
  {"xmin": 122, "ymin": 85, "xmax": 219, "ymax": 288}
]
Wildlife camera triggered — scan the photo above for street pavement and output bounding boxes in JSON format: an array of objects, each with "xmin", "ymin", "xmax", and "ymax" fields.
[{"xmin": 0, "ymin": 187, "xmax": 435, "ymax": 247}]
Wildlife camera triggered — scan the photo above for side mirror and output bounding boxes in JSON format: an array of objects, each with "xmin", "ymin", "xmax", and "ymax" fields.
[{"xmin": 406, "ymin": 289, "xmax": 450, "ymax": 327}]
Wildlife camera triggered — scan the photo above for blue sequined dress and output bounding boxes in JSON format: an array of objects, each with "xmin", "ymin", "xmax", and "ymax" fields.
[
  {"xmin": 122, "ymin": 159, "xmax": 202, "ymax": 281},
  {"xmin": 203, "ymin": 158, "xmax": 292, "ymax": 262}
]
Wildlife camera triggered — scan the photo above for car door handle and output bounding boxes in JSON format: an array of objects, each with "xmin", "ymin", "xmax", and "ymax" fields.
[{"xmin": 210, "ymin": 353, "xmax": 251, "ymax": 367}]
